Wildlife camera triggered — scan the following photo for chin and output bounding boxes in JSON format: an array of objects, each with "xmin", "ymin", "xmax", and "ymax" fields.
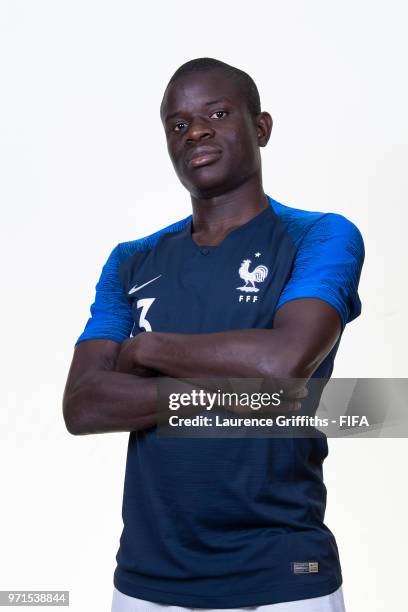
[{"xmin": 182, "ymin": 168, "xmax": 235, "ymax": 199}]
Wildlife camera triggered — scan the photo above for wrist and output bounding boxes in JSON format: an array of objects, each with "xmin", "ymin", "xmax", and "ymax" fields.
[{"xmin": 140, "ymin": 332, "xmax": 162, "ymax": 370}]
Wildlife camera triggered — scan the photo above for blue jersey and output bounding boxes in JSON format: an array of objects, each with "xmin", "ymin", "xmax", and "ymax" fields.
[{"xmin": 76, "ymin": 195, "xmax": 364, "ymax": 608}]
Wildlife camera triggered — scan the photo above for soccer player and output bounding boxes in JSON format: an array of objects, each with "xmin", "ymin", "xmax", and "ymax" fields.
[{"xmin": 63, "ymin": 58, "xmax": 364, "ymax": 612}]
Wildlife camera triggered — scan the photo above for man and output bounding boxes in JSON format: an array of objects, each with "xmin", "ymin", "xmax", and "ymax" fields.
[{"xmin": 63, "ymin": 58, "xmax": 364, "ymax": 611}]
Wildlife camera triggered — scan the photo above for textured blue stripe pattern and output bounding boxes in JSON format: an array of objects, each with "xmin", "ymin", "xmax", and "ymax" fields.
[
  {"xmin": 75, "ymin": 196, "xmax": 364, "ymax": 345},
  {"xmin": 270, "ymin": 197, "xmax": 365, "ymax": 329}
]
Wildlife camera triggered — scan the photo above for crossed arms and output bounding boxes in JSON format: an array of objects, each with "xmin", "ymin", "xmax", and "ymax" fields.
[{"xmin": 62, "ymin": 298, "xmax": 341, "ymax": 435}]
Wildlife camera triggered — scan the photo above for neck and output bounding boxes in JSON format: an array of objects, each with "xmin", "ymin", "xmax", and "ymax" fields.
[{"xmin": 190, "ymin": 175, "xmax": 269, "ymax": 243}]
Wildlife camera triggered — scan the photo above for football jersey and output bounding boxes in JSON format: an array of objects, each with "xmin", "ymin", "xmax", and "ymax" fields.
[{"xmin": 75, "ymin": 195, "xmax": 364, "ymax": 608}]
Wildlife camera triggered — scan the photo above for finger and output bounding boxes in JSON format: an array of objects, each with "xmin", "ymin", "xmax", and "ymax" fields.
[
  {"xmin": 116, "ymin": 351, "xmax": 134, "ymax": 374},
  {"xmin": 281, "ymin": 387, "xmax": 309, "ymax": 400}
]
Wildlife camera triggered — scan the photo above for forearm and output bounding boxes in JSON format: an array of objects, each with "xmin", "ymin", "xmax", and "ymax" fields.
[
  {"xmin": 63, "ymin": 370, "xmax": 161, "ymax": 435},
  {"xmin": 117, "ymin": 301, "xmax": 341, "ymax": 386},
  {"xmin": 141, "ymin": 328, "xmax": 305, "ymax": 380}
]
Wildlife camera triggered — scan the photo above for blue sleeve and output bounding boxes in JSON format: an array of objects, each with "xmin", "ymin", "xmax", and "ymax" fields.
[
  {"xmin": 75, "ymin": 244, "xmax": 134, "ymax": 346},
  {"xmin": 274, "ymin": 214, "xmax": 365, "ymax": 329}
]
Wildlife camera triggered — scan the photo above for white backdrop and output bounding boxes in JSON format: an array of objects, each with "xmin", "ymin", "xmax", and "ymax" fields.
[{"xmin": 1, "ymin": 1, "xmax": 407, "ymax": 611}]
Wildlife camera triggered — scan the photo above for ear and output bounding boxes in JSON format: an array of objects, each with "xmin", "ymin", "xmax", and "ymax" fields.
[{"xmin": 256, "ymin": 112, "xmax": 273, "ymax": 147}]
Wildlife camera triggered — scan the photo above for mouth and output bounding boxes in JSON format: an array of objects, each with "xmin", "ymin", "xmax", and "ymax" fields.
[{"xmin": 186, "ymin": 147, "xmax": 222, "ymax": 169}]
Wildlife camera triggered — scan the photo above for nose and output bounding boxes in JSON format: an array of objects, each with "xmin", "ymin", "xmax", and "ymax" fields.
[{"xmin": 186, "ymin": 117, "xmax": 215, "ymax": 143}]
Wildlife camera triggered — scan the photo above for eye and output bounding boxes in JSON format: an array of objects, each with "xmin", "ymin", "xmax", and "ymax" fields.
[
  {"xmin": 210, "ymin": 110, "xmax": 228, "ymax": 119},
  {"xmin": 173, "ymin": 122, "xmax": 188, "ymax": 132}
]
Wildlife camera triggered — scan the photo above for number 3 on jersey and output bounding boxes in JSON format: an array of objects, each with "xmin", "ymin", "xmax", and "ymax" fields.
[{"xmin": 133, "ymin": 297, "xmax": 155, "ymax": 333}]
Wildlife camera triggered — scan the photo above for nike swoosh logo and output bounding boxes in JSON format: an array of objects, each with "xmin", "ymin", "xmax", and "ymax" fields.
[{"xmin": 128, "ymin": 274, "xmax": 162, "ymax": 295}]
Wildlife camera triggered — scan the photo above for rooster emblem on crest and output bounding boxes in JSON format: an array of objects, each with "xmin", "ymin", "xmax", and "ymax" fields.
[{"xmin": 237, "ymin": 259, "xmax": 269, "ymax": 293}]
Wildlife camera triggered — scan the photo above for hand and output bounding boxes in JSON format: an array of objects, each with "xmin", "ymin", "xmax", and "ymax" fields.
[
  {"xmin": 223, "ymin": 377, "xmax": 309, "ymax": 416},
  {"xmin": 115, "ymin": 335, "xmax": 157, "ymax": 377}
]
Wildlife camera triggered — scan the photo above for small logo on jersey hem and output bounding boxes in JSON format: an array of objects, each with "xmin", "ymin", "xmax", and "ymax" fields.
[
  {"xmin": 128, "ymin": 274, "xmax": 162, "ymax": 295},
  {"xmin": 291, "ymin": 561, "xmax": 319, "ymax": 574}
]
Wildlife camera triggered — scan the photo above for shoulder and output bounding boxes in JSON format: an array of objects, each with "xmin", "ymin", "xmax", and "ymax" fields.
[
  {"xmin": 74, "ymin": 215, "xmax": 191, "ymax": 346},
  {"xmin": 267, "ymin": 195, "xmax": 364, "ymax": 256},
  {"xmin": 269, "ymin": 195, "xmax": 365, "ymax": 328},
  {"xmin": 115, "ymin": 215, "xmax": 192, "ymax": 264},
  {"xmin": 92, "ymin": 214, "xmax": 192, "ymax": 290}
]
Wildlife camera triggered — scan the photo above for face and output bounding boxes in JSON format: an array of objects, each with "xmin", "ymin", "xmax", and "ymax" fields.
[{"xmin": 160, "ymin": 70, "xmax": 272, "ymax": 198}]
